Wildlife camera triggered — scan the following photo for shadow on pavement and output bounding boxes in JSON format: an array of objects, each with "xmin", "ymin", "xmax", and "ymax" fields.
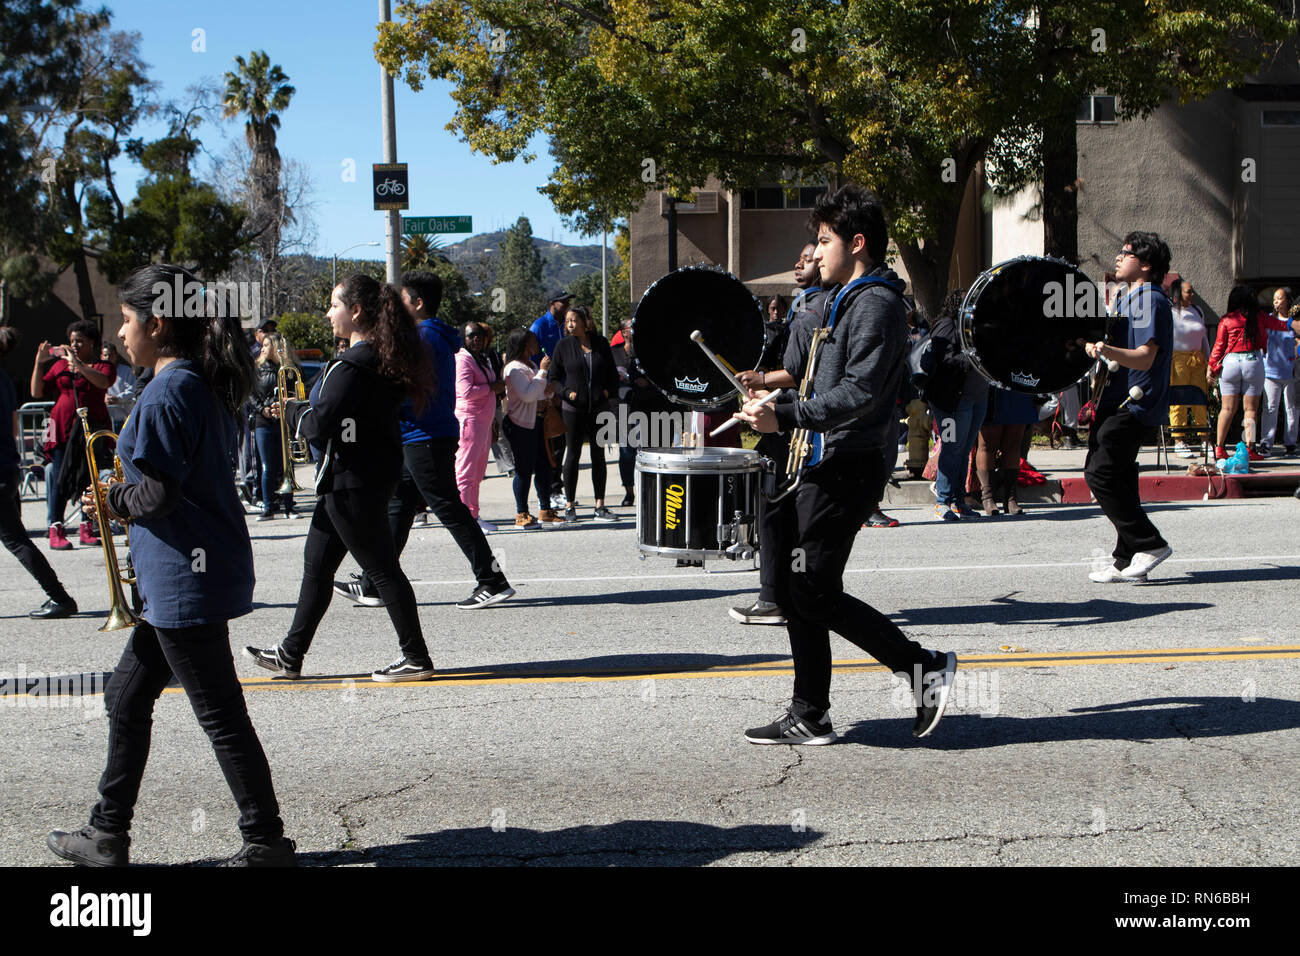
[
  {"xmin": 841, "ymin": 696, "xmax": 1300, "ymax": 750},
  {"xmin": 894, "ymin": 595, "xmax": 1212, "ymax": 628},
  {"xmin": 293, "ymin": 820, "xmax": 822, "ymax": 866},
  {"xmin": 501, "ymin": 586, "xmax": 752, "ymax": 608}
]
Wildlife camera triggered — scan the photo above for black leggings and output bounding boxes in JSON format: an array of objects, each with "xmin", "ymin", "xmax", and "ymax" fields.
[
  {"xmin": 282, "ymin": 486, "xmax": 429, "ymax": 665},
  {"xmin": 0, "ymin": 467, "xmax": 70, "ymax": 602},
  {"xmin": 561, "ymin": 409, "xmax": 606, "ymax": 502},
  {"xmin": 91, "ymin": 619, "xmax": 283, "ymax": 843}
]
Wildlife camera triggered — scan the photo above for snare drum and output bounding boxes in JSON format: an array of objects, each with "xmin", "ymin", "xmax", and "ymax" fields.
[{"xmin": 636, "ymin": 447, "xmax": 761, "ymax": 559}]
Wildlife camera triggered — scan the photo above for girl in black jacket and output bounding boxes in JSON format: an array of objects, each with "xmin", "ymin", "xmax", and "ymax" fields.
[
  {"xmin": 244, "ymin": 274, "xmax": 436, "ymax": 682},
  {"xmin": 550, "ymin": 305, "xmax": 619, "ymax": 521}
]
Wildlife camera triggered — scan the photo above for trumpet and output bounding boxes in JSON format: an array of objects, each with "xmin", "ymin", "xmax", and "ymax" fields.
[
  {"xmin": 275, "ymin": 364, "xmax": 310, "ymax": 495},
  {"xmin": 768, "ymin": 325, "xmax": 833, "ymax": 502},
  {"xmin": 77, "ymin": 407, "xmax": 138, "ymax": 632}
]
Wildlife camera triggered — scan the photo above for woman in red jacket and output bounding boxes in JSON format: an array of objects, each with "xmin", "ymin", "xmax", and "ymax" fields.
[{"xmin": 1209, "ymin": 285, "xmax": 1297, "ymax": 459}]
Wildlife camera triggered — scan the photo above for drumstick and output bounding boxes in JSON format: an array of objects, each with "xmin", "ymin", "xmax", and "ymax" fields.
[
  {"xmin": 689, "ymin": 330, "xmax": 744, "ymax": 391},
  {"xmin": 709, "ymin": 388, "xmax": 784, "ymax": 437}
]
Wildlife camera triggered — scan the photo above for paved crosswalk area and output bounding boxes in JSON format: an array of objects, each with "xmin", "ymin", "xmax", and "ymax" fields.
[{"xmin": 2, "ymin": 461, "xmax": 1298, "ymax": 866}]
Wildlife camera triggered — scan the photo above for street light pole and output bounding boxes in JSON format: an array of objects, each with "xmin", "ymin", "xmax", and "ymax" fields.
[
  {"xmin": 601, "ymin": 223, "xmax": 608, "ymax": 339},
  {"xmin": 333, "ymin": 241, "xmax": 381, "ymax": 287},
  {"xmin": 379, "ymin": 0, "xmax": 401, "ymax": 285}
]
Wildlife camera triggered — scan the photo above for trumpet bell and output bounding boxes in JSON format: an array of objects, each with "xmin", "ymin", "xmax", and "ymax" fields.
[{"xmin": 100, "ymin": 602, "xmax": 139, "ymax": 633}]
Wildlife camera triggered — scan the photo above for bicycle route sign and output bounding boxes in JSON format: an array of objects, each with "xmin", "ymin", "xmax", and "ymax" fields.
[
  {"xmin": 372, "ymin": 163, "xmax": 409, "ymax": 211},
  {"xmin": 402, "ymin": 216, "xmax": 473, "ymax": 236}
]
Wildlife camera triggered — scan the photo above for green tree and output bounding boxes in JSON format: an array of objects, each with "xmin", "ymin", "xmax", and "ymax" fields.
[
  {"xmin": 277, "ymin": 311, "xmax": 335, "ymax": 356},
  {"xmin": 377, "ymin": 1, "xmax": 1292, "ymax": 315},
  {"xmin": 401, "ymin": 233, "xmax": 446, "ymax": 271},
  {"xmin": 493, "ymin": 215, "xmax": 546, "ymax": 328},
  {"xmin": 223, "ymin": 51, "xmax": 296, "ymax": 309}
]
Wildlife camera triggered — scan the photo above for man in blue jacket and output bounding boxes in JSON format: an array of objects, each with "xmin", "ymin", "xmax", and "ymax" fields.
[
  {"xmin": 531, "ymin": 289, "xmax": 572, "ymax": 505},
  {"xmin": 334, "ymin": 271, "xmax": 513, "ymax": 609}
]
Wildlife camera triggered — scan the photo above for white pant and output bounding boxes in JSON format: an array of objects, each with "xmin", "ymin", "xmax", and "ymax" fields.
[{"xmin": 1262, "ymin": 377, "xmax": 1299, "ymax": 449}]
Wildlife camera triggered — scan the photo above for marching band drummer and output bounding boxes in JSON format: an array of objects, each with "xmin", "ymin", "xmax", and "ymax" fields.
[
  {"xmin": 736, "ymin": 185, "xmax": 958, "ymax": 745},
  {"xmin": 47, "ymin": 264, "xmax": 295, "ymax": 867}
]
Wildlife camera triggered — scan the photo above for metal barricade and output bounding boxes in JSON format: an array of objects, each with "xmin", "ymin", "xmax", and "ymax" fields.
[{"xmin": 16, "ymin": 402, "xmax": 53, "ymax": 501}]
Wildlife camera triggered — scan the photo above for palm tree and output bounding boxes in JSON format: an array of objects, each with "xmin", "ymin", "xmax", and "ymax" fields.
[
  {"xmin": 401, "ymin": 234, "xmax": 447, "ymax": 272},
  {"xmin": 223, "ymin": 51, "xmax": 295, "ymax": 310}
]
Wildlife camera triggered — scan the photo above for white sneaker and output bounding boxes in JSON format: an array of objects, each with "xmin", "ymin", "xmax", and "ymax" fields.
[
  {"xmin": 475, "ymin": 517, "xmax": 496, "ymax": 533},
  {"xmin": 1174, "ymin": 442, "xmax": 1195, "ymax": 459},
  {"xmin": 1088, "ymin": 564, "xmax": 1133, "ymax": 583},
  {"xmin": 1121, "ymin": 546, "xmax": 1172, "ymax": 578}
]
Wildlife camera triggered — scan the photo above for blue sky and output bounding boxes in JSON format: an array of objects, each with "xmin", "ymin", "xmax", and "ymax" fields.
[{"xmin": 103, "ymin": 0, "xmax": 594, "ymax": 259}]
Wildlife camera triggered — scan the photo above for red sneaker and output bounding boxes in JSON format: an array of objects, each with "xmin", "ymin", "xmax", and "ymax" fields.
[
  {"xmin": 78, "ymin": 521, "xmax": 100, "ymax": 546},
  {"xmin": 865, "ymin": 510, "xmax": 901, "ymax": 528},
  {"xmin": 48, "ymin": 524, "xmax": 73, "ymax": 551}
]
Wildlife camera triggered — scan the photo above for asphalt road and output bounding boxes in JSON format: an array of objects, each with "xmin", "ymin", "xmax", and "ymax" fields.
[{"xmin": 2, "ymin": 457, "xmax": 1298, "ymax": 867}]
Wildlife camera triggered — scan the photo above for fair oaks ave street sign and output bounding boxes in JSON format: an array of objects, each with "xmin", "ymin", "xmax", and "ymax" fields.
[{"xmin": 402, "ymin": 216, "xmax": 473, "ymax": 235}]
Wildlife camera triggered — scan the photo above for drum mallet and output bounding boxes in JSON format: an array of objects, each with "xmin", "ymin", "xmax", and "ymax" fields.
[
  {"xmin": 709, "ymin": 388, "xmax": 784, "ymax": 437},
  {"xmin": 1118, "ymin": 385, "xmax": 1144, "ymax": 410},
  {"xmin": 689, "ymin": 330, "xmax": 746, "ymax": 397}
]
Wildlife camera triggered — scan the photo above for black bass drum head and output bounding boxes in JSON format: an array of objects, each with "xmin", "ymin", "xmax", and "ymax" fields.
[
  {"xmin": 631, "ymin": 267, "xmax": 764, "ymax": 409},
  {"xmin": 959, "ymin": 256, "xmax": 1106, "ymax": 394}
]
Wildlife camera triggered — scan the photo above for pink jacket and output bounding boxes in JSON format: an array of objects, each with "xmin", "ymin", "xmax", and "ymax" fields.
[{"xmin": 455, "ymin": 349, "xmax": 497, "ymax": 418}]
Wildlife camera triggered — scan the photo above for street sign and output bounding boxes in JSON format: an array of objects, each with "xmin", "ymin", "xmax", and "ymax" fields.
[
  {"xmin": 402, "ymin": 216, "xmax": 473, "ymax": 235},
  {"xmin": 372, "ymin": 163, "xmax": 409, "ymax": 211}
]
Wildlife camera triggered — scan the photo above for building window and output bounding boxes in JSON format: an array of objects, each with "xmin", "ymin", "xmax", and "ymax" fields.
[
  {"xmin": 739, "ymin": 184, "xmax": 827, "ymax": 210},
  {"xmin": 1077, "ymin": 94, "xmax": 1117, "ymax": 124},
  {"xmin": 1262, "ymin": 110, "xmax": 1300, "ymax": 127}
]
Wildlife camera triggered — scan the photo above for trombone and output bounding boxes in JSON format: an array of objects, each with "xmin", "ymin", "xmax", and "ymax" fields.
[
  {"xmin": 77, "ymin": 406, "xmax": 138, "ymax": 632},
  {"xmin": 276, "ymin": 364, "xmax": 310, "ymax": 494}
]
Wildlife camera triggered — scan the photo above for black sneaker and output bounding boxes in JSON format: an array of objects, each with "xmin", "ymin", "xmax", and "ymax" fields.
[
  {"xmin": 371, "ymin": 657, "xmax": 435, "ymax": 682},
  {"xmin": 592, "ymin": 506, "xmax": 616, "ymax": 522},
  {"xmin": 620, "ymin": 492, "xmax": 634, "ymax": 507},
  {"xmin": 242, "ymin": 644, "xmax": 302, "ymax": 679},
  {"xmin": 728, "ymin": 600, "xmax": 786, "ymax": 625},
  {"xmin": 218, "ymin": 837, "xmax": 298, "ymax": 867},
  {"xmin": 332, "ymin": 573, "xmax": 383, "ymax": 607},
  {"xmin": 30, "ymin": 597, "xmax": 78, "ymax": 620},
  {"xmin": 745, "ymin": 709, "xmax": 837, "ymax": 745},
  {"xmin": 456, "ymin": 582, "xmax": 516, "ymax": 609},
  {"xmin": 47, "ymin": 825, "xmax": 129, "ymax": 867},
  {"xmin": 564, "ymin": 505, "xmax": 578, "ymax": 522},
  {"xmin": 912, "ymin": 652, "xmax": 959, "ymax": 738}
]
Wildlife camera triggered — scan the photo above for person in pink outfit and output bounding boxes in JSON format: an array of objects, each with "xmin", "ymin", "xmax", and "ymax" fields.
[{"xmin": 454, "ymin": 322, "xmax": 505, "ymax": 530}]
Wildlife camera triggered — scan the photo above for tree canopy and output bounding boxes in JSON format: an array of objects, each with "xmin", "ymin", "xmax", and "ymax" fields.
[{"xmin": 377, "ymin": 0, "xmax": 1292, "ymax": 314}]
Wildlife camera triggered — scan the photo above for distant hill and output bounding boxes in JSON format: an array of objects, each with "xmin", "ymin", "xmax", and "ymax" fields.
[{"xmin": 440, "ymin": 231, "xmax": 617, "ymax": 294}]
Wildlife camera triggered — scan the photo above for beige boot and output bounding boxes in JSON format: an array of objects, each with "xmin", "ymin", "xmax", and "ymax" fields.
[{"xmin": 999, "ymin": 468, "xmax": 1023, "ymax": 516}]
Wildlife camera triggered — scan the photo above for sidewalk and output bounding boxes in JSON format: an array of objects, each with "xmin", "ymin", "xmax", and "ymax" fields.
[{"xmin": 882, "ymin": 444, "xmax": 1300, "ymax": 506}]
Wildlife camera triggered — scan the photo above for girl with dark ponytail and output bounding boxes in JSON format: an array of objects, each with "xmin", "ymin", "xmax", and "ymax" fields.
[
  {"xmin": 244, "ymin": 274, "xmax": 436, "ymax": 684},
  {"xmin": 48, "ymin": 263, "xmax": 295, "ymax": 867}
]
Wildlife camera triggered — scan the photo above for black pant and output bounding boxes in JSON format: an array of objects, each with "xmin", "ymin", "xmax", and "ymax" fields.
[
  {"xmin": 90, "ymin": 619, "xmax": 284, "ymax": 843},
  {"xmin": 1084, "ymin": 408, "xmax": 1167, "ymax": 568},
  {"xmin": 561, "ymin": 409, "xmax": 606, "ymax": 502},
  {"xmin": 770, "ymin": 449, "xmax": 935, "ymax": 719},
  {"xmin": 284, "ymin": 486, "xmax": 430, "ymax": 664},
  {"xmin": 548, "ymin": 432, "xmax": 566, "ymax": 498},
  {"xmin": 358, "ymin": 438, "xmax": 506, "ymax": 593},
  {"xmin": 503, "ymin": 418, "xmax": 551, "ymax": 514},
  {"xmin": 0, "ymin": 467, "xmax": 70, "ymax": 602},
  {"xmin": 755, "ymin": 433, "xmax": 790, "ymax": 605}
]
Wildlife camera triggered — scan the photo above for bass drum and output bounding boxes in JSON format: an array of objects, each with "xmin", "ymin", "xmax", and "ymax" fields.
[
  {"xmin": 631, "ymin": 266, "xmax": 764, "ymax": 409},
  {"xmin": 959, "ymin": 255, "xmax": 1107, "ymax": 394}
]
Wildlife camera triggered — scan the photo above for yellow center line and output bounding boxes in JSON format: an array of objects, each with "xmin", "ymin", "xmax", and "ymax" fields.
[{"xmin": 219, "ymin": 645, "xmax": 1300, "ymax": 693}]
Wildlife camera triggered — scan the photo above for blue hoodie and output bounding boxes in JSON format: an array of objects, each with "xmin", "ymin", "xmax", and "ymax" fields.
[{"xmin": 401, "ymin": 316, "xmax": 462, "ymax": 443}]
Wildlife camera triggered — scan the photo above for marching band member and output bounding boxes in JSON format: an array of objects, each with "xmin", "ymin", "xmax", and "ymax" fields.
[
  {"xmin": 48, "ymin": 264, "xmax": 294, "ymax": 867},
  {"xmin": 244, "ymin": 274, "xmax": 437, "ymax": 682},
  {"xmin": 736, "ymin": 185, "xmax": 958, "ymax": 745}
]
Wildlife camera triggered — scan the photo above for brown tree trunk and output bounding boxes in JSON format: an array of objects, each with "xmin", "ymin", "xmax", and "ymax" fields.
[{"xmin": 1042, "ymin": 115, "xmax": 1079, "ymax": 263}]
